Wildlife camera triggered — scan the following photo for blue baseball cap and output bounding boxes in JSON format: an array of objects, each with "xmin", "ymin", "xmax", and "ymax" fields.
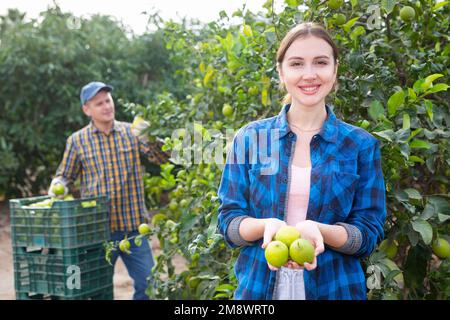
[{"xmin": 80, "ymin": 81, "xmax": 113, "ymax": 105}]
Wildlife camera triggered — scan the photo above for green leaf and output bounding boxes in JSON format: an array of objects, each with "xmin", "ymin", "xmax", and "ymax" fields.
[
  {"xmin": 413, "ymin": 79, "xmax": 425, "ymax": 93},
  {"xmin": 424, "ymin": 100, "xmax": 433, "ymax": 121},
  {"xmin": 407, "ymin": 87, "xmax": 417, "ymax": 101},
  {"xmin": 404, "ymin": 245, "xmax": 431, "ymax": 291},
  {"xmin": 381, "ymin": 0, "xmax": 396, "ymax": 14},
  {"xmin": 395, "ymin": 128, "xmax": 410, "ymax": 144},
  {"xmin": 420, "ymin": 203, "xmax": 435, "ymax": 220},
  {"xmin": 438, "ymin": 214, "xmax": 450, "ymax": 223},
  {"xmin": 385, "ymin": 270, "xmax": 403, "ymax": 286},
  {"xmin": 424, "ymin": 74, "xmax": 444, "ymax": 83},
  {"xmin": 402, "ymin": 113, "xmax": 410, "ymax": 130},
  {"xmin": 343, "ymin": 17, "xmax": 360, "ymax": 33},
  {"xmin": 285, "ymin": 0, "xmax": 299, "ymax": 7},
  {"xmin": 350, "ymin": 26, "xmax": 366, "ymax": 41},
  {"xmin": 207, "ymin": 212, "xmax": 219, "ymax": 238},
  {"xmin": 368, "ymin": 100, "xmax": 385, "ymax": 121},
  {"xmin": 394, "ymin": 189, "xmax": 409, "ymax": 202},
  {"xmin": 373, "ymin": 129, "xmax": 395, "ymax": 142},
  {"xmin": 408, "ymin": 156, "xmax": 425, "ymax": 164},
  {"xmin": 404, "ymin": 188, "xmax": 422, "ymax": 200},
  {"xmin": 215, "ymin": 284, "xmax": 235, "ymax": 292},
  {"xmin": 407, "ymin": 228, "xmax": 419, "ymax": 246},
  {"xmin": 409, "ymin": 139, "xmax": 431, "ymax": 149},
  {"xmin": 427, "ymin": 196, "xmax": 450, "ymax": 215},
  {"xmin": 387, "ymin": 90, "xmax": 405, "ymax": 116},
  {"xmin": 432, "ymin": 1, "xmax": 449, "ymax": 10},
  {"xmin": 379, "ymin": 258, "xmax": 404, "ymax": 288},
  {"xmin": 411, "ymin": 219, "xmax": 433, "ymax": 244},
  {"xmin": 407, "ymin": 128, "xmax": 423, "ymax": 142},
  {"xmin": 425, "ymin": 83, "xmax": 450, "ymax": 94}
]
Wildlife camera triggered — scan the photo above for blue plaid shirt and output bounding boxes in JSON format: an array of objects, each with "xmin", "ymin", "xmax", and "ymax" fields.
[{"xmin": 217, "ymin": 104, "xmax": 387, "ymax": 300}]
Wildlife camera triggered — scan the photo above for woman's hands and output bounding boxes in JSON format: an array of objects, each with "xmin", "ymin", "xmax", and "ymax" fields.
[
  {"xmin": 260, "ymin": 219, "xmax": 325, "ymax": 271},
  {"xmin": 290, "ymin": 220, "xmax": 325, "ymax": 271},
  {"xmin": 261, "ymin": 218, "xmax": 287, "ymax": 250},
  {"xmin": 261, "ymin": 218, "xmax": 287, "ymax": 271}
]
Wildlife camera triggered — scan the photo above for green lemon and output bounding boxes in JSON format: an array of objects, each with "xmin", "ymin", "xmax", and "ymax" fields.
[
  {"xmin": 52, "ymin": 183, "xmax": 65, "ymax": 196},
  {"xmin": 119, "ymin": 239, "xmax": 131, "ymax": 252},
  {"xmin": 168, "ymin": 201, "xmax": 179, "ymax": 211},
  {"xmin": 248, "ymin": 86, "xmax": 259, "ymax": 96},
  {"xmin": 274, "ymin": 226, "xmax": 300, "ymax": 247},
  {"xmin": 400, "ymin": 6, "xmax": 416, "ymax": 22},
  {"xmin": 265, "ymin": 241, "xmax": 289, "ymax": 268},
  {"xmin": 432, "ymin": 238, "xmax": 450, "ymax": 259},
  {"xmin": 379, "ymin": 239, "xmax": 398, "ymax": 259},
  {"xmin": 289, "ymin": 239, "xmax": 315, "ymax": 265},
  {"xmin": 222, "ymin": 104, "xmax": 234, "ymax": 118},
  {"xmin": 327, "ymin": 0, "xmax": 343, "ymax": 10},
  {"xmin": 151, "ymin": 213, "xmax": 167, "ymax": 225},
  {"xmin": 334, "ymin": 13, "xmax": 346, "ymax": 25},
  {"xmin": 138, "ymin": 223, "xmax": 151, "ymax": 235}
]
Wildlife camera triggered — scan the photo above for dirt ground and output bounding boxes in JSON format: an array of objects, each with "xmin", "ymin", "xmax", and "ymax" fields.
[{"xmin": 0, "ymin": 201, "xmax": 186, "ymax": 300}]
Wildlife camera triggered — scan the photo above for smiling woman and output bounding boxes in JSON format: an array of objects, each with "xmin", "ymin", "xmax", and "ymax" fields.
[{"xmin": 217, "ymin": 22, "xmax": 387, "ymax": 300}]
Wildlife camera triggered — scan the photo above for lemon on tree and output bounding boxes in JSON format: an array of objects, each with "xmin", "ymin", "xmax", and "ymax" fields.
[
  {"xmin": 432, "ymin": 238, "xmax": 450, "ymax": 259},
  {"xmin": 179, "ymin": 199, "xmax": 189, "ymax": 208},
  {"xmin": 119, "ymin": 239, "xmax": 131, "ymax": 253},
  {"xmin": 334, "ymin": 13, "xmax": 346, "ymax": 25},
  {"xmin": 168, "ymin": 201, "xmax": 179, "ymax": 211},
  {"xmin": 138, "ymin": 223, "xmax": 151, "ymax": 235},
  {"xmin": 400, "ymin": 6, "xmax": 416, "ymax": 22},
  {"xmin": 379, "ymin": 239, "xmax": 398, "ymax": 259},
  {"xmin": 327, "ymin": 0, "xmax": 343, "ymax": 10},
  {"xmin": 265, "ymin": 240, "xmax": 289, "ymax": 268},
  {"xmin": 151, "ymin": 213, "xmax": 167, "ymax": 225},
  {"xmin": 222, "ymin": 104, "xmax": 234, "ymax": 118}
]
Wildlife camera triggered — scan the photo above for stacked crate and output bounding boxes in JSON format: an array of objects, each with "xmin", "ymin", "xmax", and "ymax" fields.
[{"xmin": 9, "ymin": 195, "xmax": 113, "ymax": 300}]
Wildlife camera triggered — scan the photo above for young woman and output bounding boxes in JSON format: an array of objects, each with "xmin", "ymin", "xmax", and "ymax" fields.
[{"xmin": 217, "ymin": 22, "xmax": 387, "ymax": 300}]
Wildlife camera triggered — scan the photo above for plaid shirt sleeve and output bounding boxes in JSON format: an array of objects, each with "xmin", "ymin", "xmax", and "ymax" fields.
[
  {"xmin": 345, "ymin": 139, "xmax": 386, "ymax": 258},
  {"xmin": 217, "ymin": 128, "xmax": 252, "ymax": 248},
  {"xmin": 55, "ymin": 135, "xmax": 81, "ymax": 184}
]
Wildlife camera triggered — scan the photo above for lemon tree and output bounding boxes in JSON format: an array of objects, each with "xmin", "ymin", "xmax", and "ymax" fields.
[{"xmin": 124, "ymin": 0, "xmax": 448, "ymax": 300}]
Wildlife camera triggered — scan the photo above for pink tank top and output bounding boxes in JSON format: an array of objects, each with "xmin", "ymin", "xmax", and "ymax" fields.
[
  {"xmin": 286, "ymin": 165, "xmax": 311, "ymax": 226},
  {"xmin": 286, "ymin": 131, "xmax": 316, "ymax": 226}
]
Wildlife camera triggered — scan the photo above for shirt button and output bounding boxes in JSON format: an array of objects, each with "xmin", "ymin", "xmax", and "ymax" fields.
[{"xmin": 288, "ymin": 132, "xmax": 294, "ymax": 138}]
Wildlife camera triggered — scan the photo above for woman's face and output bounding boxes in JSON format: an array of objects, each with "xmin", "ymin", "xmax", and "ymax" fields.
[{"xmin": 278, "ymin": 36, "xmax": 337, "ymax": 109}]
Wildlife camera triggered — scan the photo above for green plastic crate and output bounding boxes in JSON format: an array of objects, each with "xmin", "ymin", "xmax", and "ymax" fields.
[
  {"xmin": 16, "ymin": 285, "xmax": 114, "ymax": 300},
  {"xmin": 9, "ymin": 195, "xmax": 110, "ymax": 249},
  {"xmin": 13, "ymin": 244, "xmax": 113, "ymax": 299}
]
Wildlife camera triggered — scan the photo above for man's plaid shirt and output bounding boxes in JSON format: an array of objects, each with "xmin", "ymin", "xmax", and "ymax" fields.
[{"xmin": 55, "ymin": 120, "xmax": 169, "ymax": 232}]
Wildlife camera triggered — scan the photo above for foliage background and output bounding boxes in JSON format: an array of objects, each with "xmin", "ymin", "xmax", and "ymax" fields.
[{"xmin": 1, "ymin": 0, "xmax": 449, "ymax": 300}]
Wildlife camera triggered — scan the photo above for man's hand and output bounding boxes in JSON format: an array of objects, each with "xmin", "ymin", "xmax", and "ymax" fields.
[
  {"xmin": 48, "ymin": 178, "xmax": 68, "ymax": 198},
  {"xmin": 131, "ymin": 116, "xmax": 150, "ymax": 144}
]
